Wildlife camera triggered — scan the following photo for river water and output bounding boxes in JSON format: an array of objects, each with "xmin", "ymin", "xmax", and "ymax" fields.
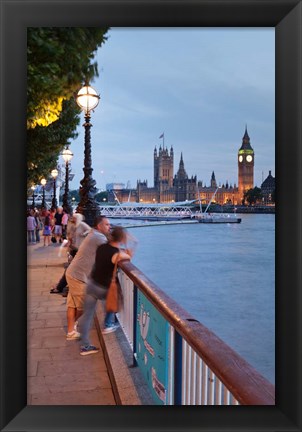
[{"xmin": 111, "ymin": 214, "xmax": 275, "ymax": 384}]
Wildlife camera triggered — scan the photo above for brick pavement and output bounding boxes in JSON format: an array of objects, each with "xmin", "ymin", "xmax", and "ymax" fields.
[{"xmin": 27, "ymin": 240, "xmax": 116, "ymax": 405}]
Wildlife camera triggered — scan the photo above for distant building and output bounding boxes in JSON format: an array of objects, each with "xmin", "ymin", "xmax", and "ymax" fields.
[
  {"xmin": 107, "ymin": 127, "xmax": 273, "ymax": 206},
  {"xmin": 136, "ymin": 146, "xmax": 198, "ymax": 203},
  {"xmin": 198, "ymin": 172, "xmax": 239, "ymax": 206},
  {"xmin": 261, "ymin": 170, "xmax": 275, "ymax": 204},
  {"xmin": 238, "ymin": 126, "xmax": 255, "ymax": 197},
  {"xmin": 199, "ymin": 127, "xmax": 255, "ymax": 206}
]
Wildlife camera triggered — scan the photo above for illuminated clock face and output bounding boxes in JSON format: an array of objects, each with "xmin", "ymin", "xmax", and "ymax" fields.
[
  {"xmin": 246, "ymin": 155, "xmax": 253, "ymax": 162},
  {"xmin": 238, "ymin": 155, "xmax": 243, "ymax": 162}
]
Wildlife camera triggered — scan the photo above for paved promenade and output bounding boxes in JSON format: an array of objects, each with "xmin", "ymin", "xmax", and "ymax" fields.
[
  {"xmin": 27, "ymin": 240, "xmax": 116, "ymax": 405},
  {"xmin": 27, "ymin": 238, "xmax": 152, "ymax": 405}
]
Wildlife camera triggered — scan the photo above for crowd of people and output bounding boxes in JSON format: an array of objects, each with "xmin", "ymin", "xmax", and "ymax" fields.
[
  {"xmin": 26, "ymin": 206, "xmax": 70, "ymax": 246},
  {"xmin": 27, "ymin": 207, "xmax": 137, "ymax": 356}
]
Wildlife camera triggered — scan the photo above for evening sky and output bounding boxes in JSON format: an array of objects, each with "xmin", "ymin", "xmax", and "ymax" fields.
[{"xmin": 68, "ymin": 27, "xmax": 275, "ymax": 191}]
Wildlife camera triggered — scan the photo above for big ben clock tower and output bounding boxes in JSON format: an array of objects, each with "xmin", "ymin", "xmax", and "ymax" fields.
[{"xmin": 238, "ymin": 126, "xmax": 254, "ymax": 199}]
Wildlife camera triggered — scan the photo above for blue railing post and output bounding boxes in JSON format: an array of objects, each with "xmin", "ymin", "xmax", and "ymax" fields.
[
  {"xmin": 174, "ymin": 330, "xmax": 183, "ymax": 405},
  {"xmin": 132, "ymin": 284, "xmax": 138, "ymax": 367}
]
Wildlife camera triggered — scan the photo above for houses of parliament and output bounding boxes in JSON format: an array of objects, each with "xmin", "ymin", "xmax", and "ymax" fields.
[{"xmin": 108, "ymin": 127, "xmax": 274, "ymax": 206}]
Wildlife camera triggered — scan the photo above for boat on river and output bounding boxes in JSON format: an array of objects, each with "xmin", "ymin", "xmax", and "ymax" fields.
[
  {"xmin": 195, "ymin": 213, "xmax": 241, "ymax": 224},
  {"xmin": 194, "ymin": 187, "xmax": 242, "ymax": 224}
]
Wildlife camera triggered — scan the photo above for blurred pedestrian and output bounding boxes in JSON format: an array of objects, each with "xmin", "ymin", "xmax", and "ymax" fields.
[
  {"xmin": 68, "ymin": 213, "xmax": 91, "ymax": 255},
  {"xmin": 34, "ymin": 210, "xmax": 43, "ymax": 243},
  {"xmin": 49, "ymin": 213, "xmax": 91, "ymax": 294},
  {"xmin": 49, "ymin": 208, "xmax": 56, "ymax": 226},
  {"xmin": 61, "ymin": 210, "xmax": 69, "ymax": 240},
  {"xmin": 64, "ymin": 216, "xmax": 111, "ymax": 340},
  {"xmin": 79, "ymin": 226, "xmax": 135, "ymax": 356}
]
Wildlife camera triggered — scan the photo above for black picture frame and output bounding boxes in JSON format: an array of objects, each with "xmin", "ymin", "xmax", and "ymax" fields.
[{"xmin": 1, "ymin": 0, "xmax": 301, "ymax": 431}]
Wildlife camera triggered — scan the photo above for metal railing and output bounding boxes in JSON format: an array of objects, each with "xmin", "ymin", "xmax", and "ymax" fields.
[
  {"xmin": 117, "ymin": 260, "xmax": 275, "ymax": 406},
  {"xmin": 99, "ymin": 204, "xmax": 193, "ymax": 219}
]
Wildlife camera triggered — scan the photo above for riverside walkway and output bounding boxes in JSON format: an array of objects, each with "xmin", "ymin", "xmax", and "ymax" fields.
[
  {"xmin": 27, "ymin": 241, "xmax": 150, "ymax": 405},
  {"xmin": 27, "ymin": 238, "xmax": 274, "ymax": 406}
]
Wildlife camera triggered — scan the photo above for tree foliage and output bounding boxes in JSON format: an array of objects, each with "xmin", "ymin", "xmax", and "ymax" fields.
[
  {"xmin": 27, "ymin": 27, "xmax": 109, "ymax": 187},
  {"xmin": 95, "ymin": 191, "xmax": 109, "ymax": 202},
  {"xmin": 69, "ymin": 189, "xmax": 80, "ymax": 202},
  {"xmin": 27, "ymin": 99, "xmax": 80, "ymax": 183},
  {"xmin": 244, "ymin": 187, "xmax": 263, "ymax": 205}
]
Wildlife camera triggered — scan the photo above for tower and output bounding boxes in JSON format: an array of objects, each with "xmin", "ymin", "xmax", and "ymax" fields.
[
  {"xmin": 177, "ymin": 153, "xmax": 187, "ymax": 180},
  {"xmin": 210, "ymin": 171, "xmax": 217, "ymax": 189},
  {"xmin": 154, "ymin": 144, "xmax": 174, "ymax": 189},
  {"xmin": 174, "ymin": 153, "xmax": 187, "ymax": 202},
  {"xmin": 173, "ymin": 153, "xmax": 197, "ymax": 202},
  {"xmin": 238, "ymin": 126, "xmax": 254, "ymax": 199}
]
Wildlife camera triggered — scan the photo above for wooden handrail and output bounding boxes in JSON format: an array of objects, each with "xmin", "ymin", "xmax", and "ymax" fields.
[{"xmin": 118, "ymin": 260, "xmax": 275, "ymax": 405}]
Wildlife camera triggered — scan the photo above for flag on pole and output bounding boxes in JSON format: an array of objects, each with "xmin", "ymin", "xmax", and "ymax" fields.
[{"xmin": 159, "ymin": 133, "xmax": 164, "ymax": 139}]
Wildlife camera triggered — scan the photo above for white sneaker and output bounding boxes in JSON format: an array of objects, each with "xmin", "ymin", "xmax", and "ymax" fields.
[
  {"xmin": 66, "ymin": 330, "xmax": 81, "ymax": 340},
  {"xmin": 102, "ymin": 326, "xmax": 117, "ymax": 335}
]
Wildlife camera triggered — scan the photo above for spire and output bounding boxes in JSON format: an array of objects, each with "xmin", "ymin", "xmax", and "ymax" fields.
[
  {"xmin": 239, "ymin": 125, "xmax": 253, "ymax": 151},
  {"xmin": 210, "ymin": 171, "xmax": 217, "ymax": 188},
  {"xmin": 176, "ymin": 152, "xmax": 187, "ymax": 179},
  {"xmin": 243, "ymin": 124, "xmax": 249, "ymax": 140}
]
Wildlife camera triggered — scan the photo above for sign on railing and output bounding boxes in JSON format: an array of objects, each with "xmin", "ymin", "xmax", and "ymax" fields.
[{"xmin": 136, "ymin": 291, "xmax": 169, "ymax": 405}]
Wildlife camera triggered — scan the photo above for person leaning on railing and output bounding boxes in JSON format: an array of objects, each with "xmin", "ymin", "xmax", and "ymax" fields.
[
  {"xmin": 78, "ymin": 227, "xmax": 137, "ymax": 356},
  {"xmin": 65, "ymin": 216, "xmax": 111, "ymax": 340}
]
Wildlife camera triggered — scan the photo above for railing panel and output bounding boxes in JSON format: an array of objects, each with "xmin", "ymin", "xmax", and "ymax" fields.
[
  {"xmin": 224, "ymin": 388, "xmax": 231, "ymax": 405},
  {"xmin": 195, "ymin": 357, "xmax": 202, "ymax": 405},
  {"xmin": 117, "ymin": 261, "xmax": 275, "ymax": 406},
  {"xmin": 167, "ymin": 325, "xmax": 174, "ymax": 405},
  {"xmin": 117, "ymin": 270, "xmax": 134, "ymax": 347},
  {"xmin": 201, "ymin": 362, "xmax": 208, "ymax": 405},
  {"xmin": 190, "ymin": 351, "xmax": 197, "ymax": 404},
  {"xmin": 208, "ymin": 370, "xmax": 215, "ymax": 405},
  {"xmin": 215, "ymin": 377, "xmax": 223, "ymax": 405}
]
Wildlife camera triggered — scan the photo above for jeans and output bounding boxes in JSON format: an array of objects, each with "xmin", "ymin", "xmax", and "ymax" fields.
[
  {"xmin": 79, "ymin": 279, "xmax": 109, "ymax": 347},
  {"xmin": 35, "ymin": 229, "xmax": 40, "ymax": 242},
  {"xmin": 27, "ymin": 230, "xmax": 35, "ymax": 243},
  {"xmin": 104, "ymin": 312, "xmax": 115, "ymax": 327}
]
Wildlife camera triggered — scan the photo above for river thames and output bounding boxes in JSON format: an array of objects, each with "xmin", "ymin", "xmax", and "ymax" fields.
[{"xmin": 112, "ymin": 213, "xmax": 275, "ymax": 385}]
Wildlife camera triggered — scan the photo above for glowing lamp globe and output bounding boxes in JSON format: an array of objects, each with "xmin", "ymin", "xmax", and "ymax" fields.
[
  {"xmin": 62, "ymin": 148, "xmax": 74, "ymax": 163},
  {"xmin": 51, "ymin": 169, "xmax": 58, "ymax": 179},
  {"xmin": 76, "ymin": 85, "xmax": 100, "ymax": 113}
]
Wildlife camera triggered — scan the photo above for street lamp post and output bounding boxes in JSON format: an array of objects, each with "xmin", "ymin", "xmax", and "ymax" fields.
[
  {"xmin": 61, "ymin": 147, "xmax": 73, "ymax": 215},
  {"xmin": 51, "ymin": 168, "xmax": 58, "ymax": 209},
  {"xmin": 31, "ymin": 185, "xmax": 36, "ymax": 209},
  {"xmin": 75, "ymin": 84, "xmax": 100, "ymax": 226},
  {"xmin": 40, "ymin": 178, "xmax": 47, "ymax": 209}
]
